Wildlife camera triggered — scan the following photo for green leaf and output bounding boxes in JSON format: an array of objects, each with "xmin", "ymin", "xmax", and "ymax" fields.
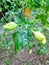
[
  {"xmin": 37, "ymin": 49, "xmax": 43, "ymax": 56},
  {"xmin": 13, "ymin": 30, "xmax": 23, "ymax": 54},
  {"xmin": 13, "ymin": 32, "xmax": 19, "ymax": 54}
]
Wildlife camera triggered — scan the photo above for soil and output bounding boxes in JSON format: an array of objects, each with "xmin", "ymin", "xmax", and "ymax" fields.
[{"xmin": 0, "ymin": 46, "xmax": 49, "ymax": 65}]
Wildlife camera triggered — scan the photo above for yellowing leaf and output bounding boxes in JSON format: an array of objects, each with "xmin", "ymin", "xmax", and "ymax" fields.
[
  {"xmin": 33, "ymin": 31, "xmax": 46, "ymax": 44},
  {"xmin": 29, "ymin": 49, "xmax": 32, "ymax": 54},
  {"xmin": 3, "ymin": 22, "xmax": 17, "ymax": 30}
]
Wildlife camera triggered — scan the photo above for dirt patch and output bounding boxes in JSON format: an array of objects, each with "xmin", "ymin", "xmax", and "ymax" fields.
[{"xmin": 0, "ymin": 48, "xmax": 49, "ymax": 65}]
